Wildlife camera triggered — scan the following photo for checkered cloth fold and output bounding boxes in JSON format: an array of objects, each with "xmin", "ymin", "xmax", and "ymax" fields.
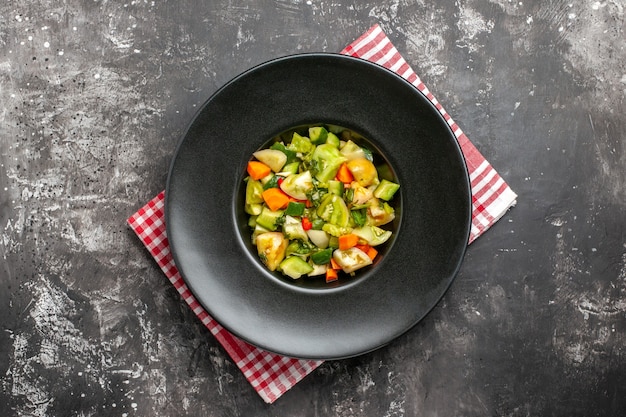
[{"xmin": 127, "ymin": 24, "xmax": 517, "ymax": 403}]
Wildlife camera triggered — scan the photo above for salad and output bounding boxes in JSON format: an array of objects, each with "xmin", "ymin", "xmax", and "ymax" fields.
[{"xmin": 244, "ymin": 125, "xmax": 400, "ymax": 283}]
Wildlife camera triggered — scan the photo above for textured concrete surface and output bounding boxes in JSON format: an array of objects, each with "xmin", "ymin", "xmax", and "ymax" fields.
[{"xmin": 1, "ymin": 0, "xmax": 625, "ymax": 416}]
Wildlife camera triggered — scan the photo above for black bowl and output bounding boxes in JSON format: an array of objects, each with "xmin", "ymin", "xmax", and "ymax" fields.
[
  {"xmin": 166, "ymin": 53, "xmax": 471, "ymax": 360},
  {"xmin": 239, "ymin": 123, "xmax": 402, "ymax": 291}
]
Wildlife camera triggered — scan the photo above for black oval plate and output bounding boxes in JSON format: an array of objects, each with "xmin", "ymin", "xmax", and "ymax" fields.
[{"xmin": 166, "ymin": 53, "xmax": 471, "ymax": 360}]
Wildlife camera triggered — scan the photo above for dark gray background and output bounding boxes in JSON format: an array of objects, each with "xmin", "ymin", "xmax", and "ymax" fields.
[{"xmin": 1, "ymin": 0, "xmax": 624, "ymax": 416}]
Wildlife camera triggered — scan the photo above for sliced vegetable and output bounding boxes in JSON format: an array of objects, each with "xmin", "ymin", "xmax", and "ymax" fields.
[
  {"xmin": 311, "ymin": 218, "xmax": 325, "ymax": 230},
  {"xmin": 247, "ymin": 161, "xmax": 272, "ymax": 181},
  {"xmin": 326, "ymin": 132, "xmax": 340, "ymax": 148},
  {"xmin": 351, "ymin": 225, "xmax": 392, "ymax": 246},
  {"xmin": 258, "ymin": 172, "xmax": 274, "ymax": 186},
  {"xmin": 325, "ymin": 267, "xmax": 339, "ymax": 283},
  {"xmin": 301, "ymin": 217, "xmax": 313, "ymax": 231},
  {"xmin": 285, "ymin": 240, "xmax": 314, "ymax": 257},
  {"xmin": 350, "ymin": 208, "xmax": 367, "ymax": 227},
  {"xmin": 332, "ymin": 247, "xmax": 373, "ymax": 273},
  {"xmin": 309, "ymin": 126, "xmax": 328, "ymax": 145},
  {"xmin": 306, "ymin": 187, "xmax": 326, "ymax": 208},
  {"xmin": 262, "ymin": 175, "xmax": 281, "ymax": 190},
  {"xmin": 338, "ymin": 233, "xmax": 359, "ymax": 250},
  {"xmin": 245, "ymin": 178, "xmax": 264, "ymax": 204},
  {"xmin": 288, "ymin": 132, "xmax": 314, "ymax": 153},
  {"xmin": 262, "ymin": 188, "xmax": 290, "ymax": 211},
  {"xmin": 284, "ymin": 201, "xmax": 305, "ymax": 216},
  {"xmin": 310, "ymin": 248, "xmax": 333, "ymax": 265},
  {"xmin": 279, "ymin": 170, "xmax": 313, "ymax": 200},
  {"xmin": 255, "ymin": 206, "xmax": 284, "ymax": 231},
  {"xmin": 306, "ymin": 229, "xmax": 330, "ymax": 249},
  {"xmin": 350, "ymin": 182, "xmax": 374, "ymax": 205},
  {"xmin": 310, "ymin": 144, "xmax": 347, "ymax": 182},
  {"xmin": 248, "ymin": 215, "xmax": 257, "ymax": 228},
  {"xmin": 335, "ymin": 163, "xmax": 354, "ymax": 184},
  {"xmin": 308, "ymin": 263, "xmax": 328, "ymax": 277},
  {"xmin": 245, "ymin": 178, "xmax": 264, "ymax": 215},
  {"xmin": 253, "ymin": 149, "xmax": 287, "ymax": 173},
  {"xmin": 339, "ymin": 140, "xmax": 366, "ymax": 161},
  {"xmin": 283, "ymin": 215, "xmax": 309, "ymax": 241},
  {"xmin": 280, "ymin": 161, "xmax": 300, "ymax": 175},
  {"xmin": 270, "ymin": 142, "xmax": 298, "ymax": 164},
  {"xmin": 328, "ymin": 180, "xmax": 344, "ymax": 196},
  {"xmin": 367, "ymin": 200, "xmax": 396, "ymax": 226},
  {"xmin": 317, "ymin": 193, "xmax": 350, "ymax": 227},
  {"xmin": 322, "ymin": 223, "xmax": 353, "ymax": 238},
  {"xmin": 346, "ymin": 158, "xmax": 378, "ymax": 187},
  {"xmin": 245, "ymin": 204, "xmax": 262, "ymax": 216},
  {"xmin": 355, "ymin": 244, "xmax": 378, "ymax": 260},
  {"xmin": 256, "ymin": 232, "xmax": 288, "ymax": 271},
  {"xmin": 343, "ymin": 187, "xmax": 354, "ymax": 204},
  {"xmin": 279, "ymin": 256, "xmax": 314, "ymax": 279},
  {"xmin": 251, "ymin": 223, "xmax": 270, "ymax": 244},
  {"xmin": 374, "ymin": 179, "xmax": 400, "ymax": 201}
]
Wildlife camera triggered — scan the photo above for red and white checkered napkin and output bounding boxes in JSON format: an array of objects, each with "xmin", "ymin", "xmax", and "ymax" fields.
[
  {"xmin": 342, "ymin": 25, "xmax": 517, "ymax": 242},
  {"xmin": 127, "ymin": 24, "xmax": 517, "ymax": 403}
]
